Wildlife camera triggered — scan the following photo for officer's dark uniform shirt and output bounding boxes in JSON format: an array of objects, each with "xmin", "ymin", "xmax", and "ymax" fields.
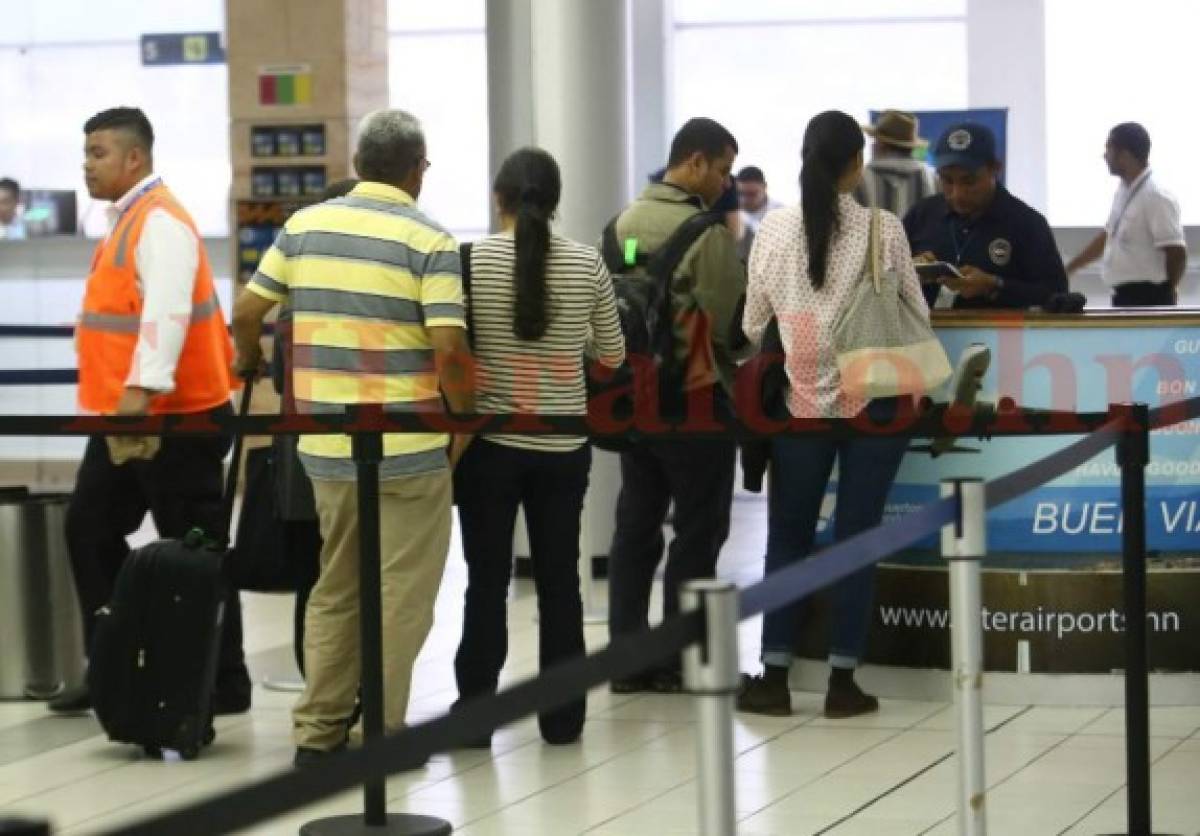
[{"xmin": 902, "ymin": 185, "xmax": 1068, "ymax": 309}]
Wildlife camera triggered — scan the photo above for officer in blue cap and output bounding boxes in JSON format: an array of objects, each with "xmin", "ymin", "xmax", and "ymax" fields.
[{"xmin": 903, "ymin": 122, "xmax": 1067, "ymax": 309}]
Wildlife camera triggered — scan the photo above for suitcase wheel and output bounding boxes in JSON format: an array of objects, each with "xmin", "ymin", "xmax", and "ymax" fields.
[{"xmin": 179, "ymin": 745, "xmax": 200, "ymax": 761}]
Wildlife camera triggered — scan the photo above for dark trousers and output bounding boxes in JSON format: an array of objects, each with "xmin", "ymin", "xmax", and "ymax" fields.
[
  {"xmin": 1112, "ymin": 281, "xmax": 1176, "ymax": 307},
  {"xmin": 453, "ymin": 439, "xmax": 591, "ymax": 742},
  {"xmin": 65, "ymin": 406, "xmax": 249, "ymax": 698},
  {"xmin": 760, "ymin": 399, "xmax": 908, "ymax": 669},
  {"xmin": 607, "ymin": 436, "xmax": 737, "ymax": 671}
]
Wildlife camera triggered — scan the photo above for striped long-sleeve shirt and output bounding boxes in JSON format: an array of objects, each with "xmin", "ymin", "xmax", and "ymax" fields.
[{"xmin": 468, "ymin": 232, "xmax": 624, "ymax": 452}]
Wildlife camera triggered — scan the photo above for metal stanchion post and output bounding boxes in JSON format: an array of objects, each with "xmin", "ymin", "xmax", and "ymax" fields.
[
  {"xmin": 1114, "ymin": 402, "xmax": 1153, "ymax": 836},
  {"xmin": 301, "ymin": 421, "xmax": 450, "ymax": 836},
  {"xmin": 941, "ymin": 478, "xmax": 987, "ymax": 836},
  {"xmin": 681, "ymin": 580, "xmax": 739, "ymax": 836}
]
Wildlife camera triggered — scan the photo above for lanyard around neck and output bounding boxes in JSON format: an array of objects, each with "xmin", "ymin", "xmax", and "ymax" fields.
[
  {"xmin": 947, "ymin": 216, "xmax": 976, "ymax": 265},
  {"xmin": 1110, "ymin": 173, "xmax": 1150, "ymax": 240}
]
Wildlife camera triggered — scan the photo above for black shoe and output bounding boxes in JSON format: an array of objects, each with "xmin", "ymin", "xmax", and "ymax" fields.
[
  {"xmin": 823, "ymin": 675, "xmax": 879, "ymax": 719},
  {"xmin": 294, "ymin": 743, "xmax": 346, "ymax": 768},
  {"xmin": 649, "ymin": 669, "xmax": 683, "ymax": 693},
  {"xmin": 48, "ymin": 685, "xmax": 92, "ymax": 713},
  {"xmin": 541, "ymin": 729, "xmax": 581, "ymax": 746},
  {"xmin": 612, "ymin": 669, "xmax": 682, "ymax": 695},
  {"xmin": 610, "ymin": 673, "xmax": 653, "ymax": 694},
  {"xmin": 736, "ymin": 673, "xmax": 792, "ymax": 717}
]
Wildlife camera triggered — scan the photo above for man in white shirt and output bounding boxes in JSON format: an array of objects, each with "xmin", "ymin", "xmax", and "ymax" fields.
[
  {"xmin": 1067, "ymin": 122, "xmax": 1187, "ymax": 306},
  {"xmin": 51, "ymin": 107, "xmax": 247, "ymax": 715},
  {"xmin": 0, "ymin": 178, "xmax": 26, "ymax": 240}
]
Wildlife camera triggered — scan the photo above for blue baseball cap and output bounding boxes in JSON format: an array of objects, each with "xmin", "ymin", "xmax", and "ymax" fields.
[{"xmin": 932, "ymin": 122, "xmax": 998, "ymax": 171}]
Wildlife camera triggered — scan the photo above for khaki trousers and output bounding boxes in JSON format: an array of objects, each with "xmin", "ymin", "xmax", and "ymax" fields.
[{"xmin": 292, "ymin": 468, "xmax": 452, "ymax": 750}]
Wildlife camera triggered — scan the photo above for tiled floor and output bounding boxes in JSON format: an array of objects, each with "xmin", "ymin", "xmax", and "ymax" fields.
[{"xmin": 2, "ymin": 492, "xmax": 1198, "ymax": 835}]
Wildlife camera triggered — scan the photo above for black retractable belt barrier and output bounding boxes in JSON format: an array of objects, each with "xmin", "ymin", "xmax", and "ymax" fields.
[
  {"xmin": 0, "ymin": 370, "xmax": 78, "ymax": 386},
  {"xmin": 0, "ymin": 324, "xmax": 274, "ymax": 339},
  {"xmin": 102, "ymin": 611, "xmax": 705, "ymax": 836},
  {"xmin": 1114, "ymin": 403, "xmax": 1154, "ymax": 836},
  {"xmin": 1, "ymin": 395, "xmax": 1195, "ymax": 836}
]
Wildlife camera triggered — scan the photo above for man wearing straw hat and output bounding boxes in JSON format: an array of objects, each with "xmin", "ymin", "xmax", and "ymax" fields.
[{"xmin": 855, "ymin": 109, "xmax": 937, "ymax": 219}]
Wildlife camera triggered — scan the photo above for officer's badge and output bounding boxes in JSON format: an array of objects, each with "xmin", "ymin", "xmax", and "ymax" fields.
[{"xmin": 988, "ymin": 238, "xmax": 1012, "ymax": 266}]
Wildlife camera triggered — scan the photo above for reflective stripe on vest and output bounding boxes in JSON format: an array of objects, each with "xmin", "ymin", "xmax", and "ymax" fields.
[
  {"xmin": 77, "ymin": 294, "xmax": 222, "ymax": 334},
  {"xmin": 77, "ymin": 183, "xmax": 234, "ymax": 415}
]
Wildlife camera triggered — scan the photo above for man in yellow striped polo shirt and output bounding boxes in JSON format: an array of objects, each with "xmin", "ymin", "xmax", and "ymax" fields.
[{"xmin": 232, "ymin": 109, "xmax": 474, "ymax": 765}]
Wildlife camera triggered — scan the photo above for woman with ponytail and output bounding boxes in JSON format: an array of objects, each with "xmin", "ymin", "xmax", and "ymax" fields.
[
  {"xmin": 737, "ymin": 112, "xmax": 929, "ymax": 719},
  {"xmin": 452, "ymin": 147, "xmax": 625, "ymax": 745}
]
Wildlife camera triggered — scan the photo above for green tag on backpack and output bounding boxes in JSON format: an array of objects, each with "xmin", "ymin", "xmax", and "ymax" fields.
[{"xmin": 623, "ymin": 237, "xmax": 639, "ymax": 267}]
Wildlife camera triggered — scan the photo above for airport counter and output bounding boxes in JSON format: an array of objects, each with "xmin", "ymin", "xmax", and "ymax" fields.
[{"xmin": 797, "ymin": 308, "xmax": 1200, "ymax": 680}]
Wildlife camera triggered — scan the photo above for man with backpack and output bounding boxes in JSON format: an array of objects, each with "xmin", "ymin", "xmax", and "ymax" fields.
[{"xmin": 603, "ymin": 117, "xmax": 746, "ymax": 693}]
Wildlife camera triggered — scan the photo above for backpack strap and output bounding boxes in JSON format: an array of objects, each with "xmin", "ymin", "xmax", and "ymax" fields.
[
  {"xmin": 644, "ymin": 210, "xmax": 725, "ymax": 380},
  {"xmin": 645, "ymin": 210, "xmax": 724, "ymax": 285},
  {"xmin": 600, "ymin": 217, "xmax": 627, "ymax": 274}
]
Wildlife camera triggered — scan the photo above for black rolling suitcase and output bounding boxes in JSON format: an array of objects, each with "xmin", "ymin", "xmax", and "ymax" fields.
[{"xmin": 87, "ymin": 380, "xmax": 253, "ymax": 759}]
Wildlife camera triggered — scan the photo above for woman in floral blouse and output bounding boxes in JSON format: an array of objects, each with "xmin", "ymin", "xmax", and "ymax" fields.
[{"xmin": 738, "ymin": 110, "xmax": 929, "ymax": 719}]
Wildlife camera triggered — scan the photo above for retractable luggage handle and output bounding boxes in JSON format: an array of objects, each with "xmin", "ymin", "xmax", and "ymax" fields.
[{"xmin": 216, "ymin": 375, "xmax": 256, "ymax": 548}]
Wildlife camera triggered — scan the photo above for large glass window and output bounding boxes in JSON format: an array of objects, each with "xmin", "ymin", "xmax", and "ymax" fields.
[
  {"xmin": 670, "ymin": 0, "xmax": 968, "ymax": 200},
  {"xmin": 0, "ymin": 1, "xmax": 492, "ymax": 241},
  {"xmin": 0, "ymin": 1, "xmax": 230, "ymax": 236},
  {"xmin": 388, "ymin": 0, "xmax": 489, "ymax": 240},
  {"xmin": 1045, "ymin": 0, "xmax": 1200, "ymax": 225}
]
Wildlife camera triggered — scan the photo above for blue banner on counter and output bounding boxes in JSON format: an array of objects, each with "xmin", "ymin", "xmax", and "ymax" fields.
[{"xmin": 818, "ymin": 317, "xmax": 1200, "ymax": 553}]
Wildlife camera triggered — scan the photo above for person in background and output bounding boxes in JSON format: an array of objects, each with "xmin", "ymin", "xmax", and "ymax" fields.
[
  {"xmin": 607, "ymin": 117, "xmax": 745, "ymax": 694},
  {"xmin": 232, "ymin": 109, "xmax": 473, "ymax": 767},
  {"xmin": 738, "ymin": 111, "xmax": 925, "ymax": 719},
  {"xmin": 736, "ymin": 165, "xmax": 782, "ymax": 236},
  {"xmin": 854, "ymin": 110, "xmax": 936, "ymax": 219},
  {"xmin": 903, "ymin": 122, "xmax": 1068, "ymax": 309},
  {"xmin": 1066, "ymin": 122, "xmax": 1187, "ymax": 306},
  {"xmin": 0, "ymin": 177, "xmax": 26, "ymax": 240},
  {"xmin": 453, "ymin": 147, "xmax": 624, "ymax": 746},
  {"xmin": 715, "ymin": 175, "xmax": 754, "ymax": 262},
  {"xmin": 52, "ymin": 107, "xmax": 249, "ymax": 714}
]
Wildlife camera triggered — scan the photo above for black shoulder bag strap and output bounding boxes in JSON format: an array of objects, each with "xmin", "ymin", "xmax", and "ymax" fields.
[{"xmin": 459, "ymin": 241, "xmax": 475, "ymax": 348}]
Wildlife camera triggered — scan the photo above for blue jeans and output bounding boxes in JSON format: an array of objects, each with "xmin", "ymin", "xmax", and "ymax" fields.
[{"xmin": 759, "ymin": 399, "xmax": 908, "ymax": 669}]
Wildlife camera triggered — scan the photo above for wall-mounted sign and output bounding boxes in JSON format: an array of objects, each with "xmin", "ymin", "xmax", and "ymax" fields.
[
  {"xmin": 141, "ymin": 33, "xmax": 225, "ymax": 66},
  {"xmin": 235, "ymin": 199, "xmax": 311, "ymax": 283},
  {"xmin": 258, "ymin": 65, "xmax": 313, "ymax": 107}
]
